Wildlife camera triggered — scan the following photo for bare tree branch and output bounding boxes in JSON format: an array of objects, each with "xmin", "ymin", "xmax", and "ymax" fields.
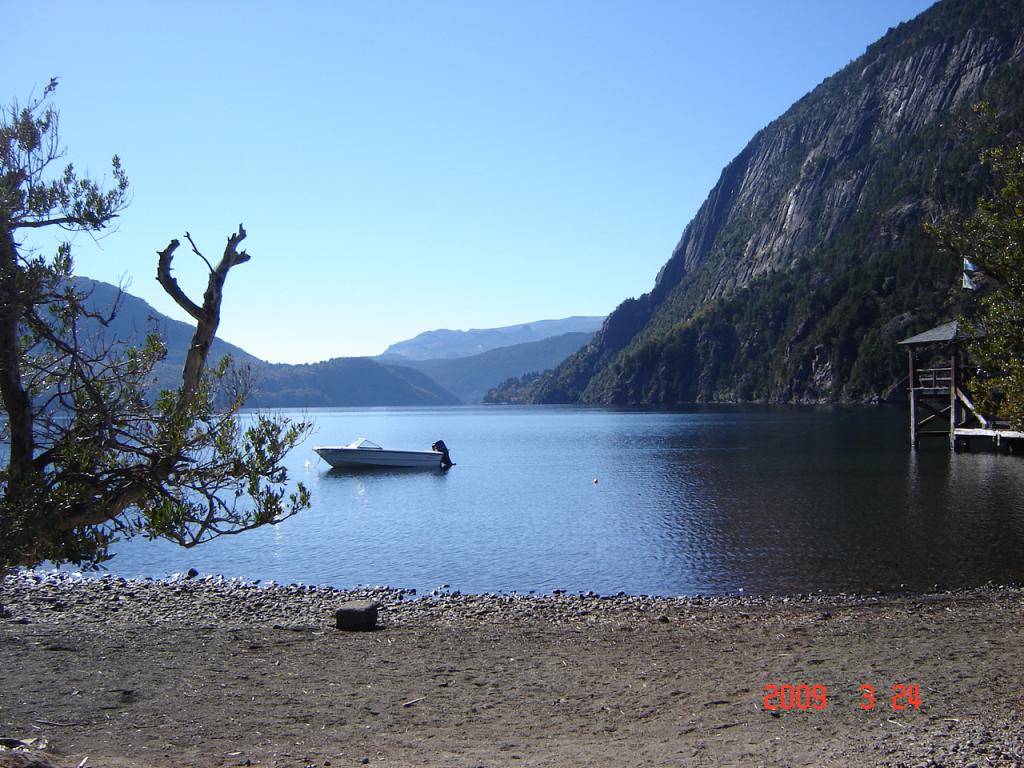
[
  {"xmin": 184, "ymin": 231, "xmax": 214, "ymax": 273},
  {"xmin": 155, "ymin": 239, "xmax": 205, "ymax": 322},
  {"xmin": 179, "ymin": 224, "xmax": 250, "ymax": 398},
  {"xmin": 13, "ymin": 214, "xmax": 120, "ymax": 230}
]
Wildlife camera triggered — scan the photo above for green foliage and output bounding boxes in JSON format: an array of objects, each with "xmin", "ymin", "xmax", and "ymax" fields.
[
  {"xmin": 931, "ymin": 128, "xmax": 1024, "ymax": 429},
  {"xmin": 578, "ymin": 223, "xmax": 964, "ymax": 406},
  {"xmin": 1, "ymin": 78, "xmax": 128, "ymax": 229},
  {"xmin": 1, "ymin": 82, "xmax": 311, "ymax": 571},
  {"xmin": 484, "ymin": 372, "xmax": 544, "ymax": 404}
]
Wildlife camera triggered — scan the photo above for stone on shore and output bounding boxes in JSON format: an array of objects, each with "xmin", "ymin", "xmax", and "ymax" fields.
[
  {"xmin": 0, "ymin": 751, "xmax": 56, "ymax": 768},
  {"xmin": 335, "ymin": 600, "xmax": 379, "ymax": 631}
]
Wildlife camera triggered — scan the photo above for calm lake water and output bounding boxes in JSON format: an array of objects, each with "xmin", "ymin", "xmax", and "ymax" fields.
[{"xmin": 100, "ymin": 405, "xmax": 1024, "ymax": 597}]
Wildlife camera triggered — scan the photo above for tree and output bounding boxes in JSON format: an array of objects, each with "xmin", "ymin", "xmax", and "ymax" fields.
[
  {"xmin": 1, "ymin": 80, "xmax": 311, "ymax": 575},
  {"xmin": 931, "ymin": 109, "xmax": 1024, "ymax": 429}
]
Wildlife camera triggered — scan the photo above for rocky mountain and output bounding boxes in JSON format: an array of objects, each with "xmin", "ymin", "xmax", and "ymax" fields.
[
  {"xmin": 515, "ymin": 0, "xmax": 1024, "ymax": 406},
  {"xmin": 381, "ymin": 316, "xmax": 604, "ymax": 360}
]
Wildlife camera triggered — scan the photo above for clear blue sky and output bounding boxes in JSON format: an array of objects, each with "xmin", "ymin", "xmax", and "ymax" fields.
[{"xmin": 8, "ymin": 0, "xmax": 935, "ymax": 363}]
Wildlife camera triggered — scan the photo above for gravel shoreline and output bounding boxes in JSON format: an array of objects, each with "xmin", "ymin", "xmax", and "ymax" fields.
[
  {"xmin": 3, "ymin": 572, "xmax": 1023, "ymax": 768},
  {"xmin": 4, "ymin": 569, "xmax": 1020, "ymax": 628}
]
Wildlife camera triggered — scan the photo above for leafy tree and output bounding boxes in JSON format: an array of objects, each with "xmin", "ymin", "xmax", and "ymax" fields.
[
  {"xmin": 931, "ymin": 112, "xmax": 1024, "ymax": 428},
  {"xmin": 1, "ymin": 81, "xmax": 311, "ymax": 576}
]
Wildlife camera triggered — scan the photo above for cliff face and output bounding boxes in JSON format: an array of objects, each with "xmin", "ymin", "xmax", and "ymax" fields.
[{"xmin": 529, "ymin": 0, "xmax": 1024, "ymax": 405}]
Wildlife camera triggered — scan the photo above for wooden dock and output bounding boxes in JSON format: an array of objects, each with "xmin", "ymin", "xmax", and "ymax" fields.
[{"xmin": 899, "ymin": 321, "xmax": 1021, "ymax": 451}]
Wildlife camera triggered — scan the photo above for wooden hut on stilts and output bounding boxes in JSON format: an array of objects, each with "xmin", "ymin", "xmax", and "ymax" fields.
[{"xmin": 899, "ymin": 320, "xmax": 1023, "ymax": 451}]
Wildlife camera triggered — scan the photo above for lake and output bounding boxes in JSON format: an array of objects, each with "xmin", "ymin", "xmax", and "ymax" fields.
[{"xmin": 101, "ymin": 405, "xmax": 1024, "ymax": 597}]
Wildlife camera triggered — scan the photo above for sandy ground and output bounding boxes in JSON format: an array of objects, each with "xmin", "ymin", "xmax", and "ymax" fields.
[{"xmin": 1, "ymin": 575, "xmax": 1022, "ymax": 768}]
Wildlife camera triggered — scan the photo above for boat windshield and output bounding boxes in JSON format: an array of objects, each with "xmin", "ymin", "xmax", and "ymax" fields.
[{"xmin": 345, "ymin": 437, "xmax": 382, "ymax": 450}]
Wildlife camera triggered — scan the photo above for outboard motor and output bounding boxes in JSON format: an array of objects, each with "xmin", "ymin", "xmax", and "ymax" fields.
[{"xmin": 432, "ymin": 440, "xmax": 454, "ymax": 470}]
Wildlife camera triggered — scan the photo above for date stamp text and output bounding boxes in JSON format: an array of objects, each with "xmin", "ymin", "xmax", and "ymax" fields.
[{"xmin": 762, "ymin": 683, "xmax": 922, "ymax": 711}]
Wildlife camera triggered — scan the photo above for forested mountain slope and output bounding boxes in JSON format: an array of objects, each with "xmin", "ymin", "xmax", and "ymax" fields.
[{"xmin": 524, "ymin": 0, "xmax": 1024, "ymax": 405}]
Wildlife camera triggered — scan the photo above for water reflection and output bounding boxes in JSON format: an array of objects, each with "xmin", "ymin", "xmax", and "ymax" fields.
[{"xmin": 101, "ymin": 406, "xmax": 1024, "ymax": 596}]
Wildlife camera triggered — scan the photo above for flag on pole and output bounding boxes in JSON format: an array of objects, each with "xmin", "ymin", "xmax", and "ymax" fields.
[{"xmin": 962, "ymin": 257, "xmax": 980, "ymax": 289}]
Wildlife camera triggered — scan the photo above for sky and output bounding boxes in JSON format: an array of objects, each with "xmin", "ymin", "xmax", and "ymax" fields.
[{"xmin": 7, "ymin": 0, "xmax": 936, "ymax": 363}]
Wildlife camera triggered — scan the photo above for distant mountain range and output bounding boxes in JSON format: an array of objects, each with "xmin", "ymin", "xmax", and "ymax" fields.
[
  {"xmin": 382, "ymin": 332, "xmax": 596, "ymax": 404},
  {"xmin": 75, "ymin": 278, "xmax": 595, "ymax": 406},
  {"xmin": 490, "ymin": 0, "xmax": 1024, "ymax": 406},
  {"xmin": 380, "ymin": 317, "xmax": 604, "ymax": 360}
]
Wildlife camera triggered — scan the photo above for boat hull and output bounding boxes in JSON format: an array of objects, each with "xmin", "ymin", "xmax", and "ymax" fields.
[{"xmin": 314, "ymin": 446, "xmax": 443, "ymax": 469}]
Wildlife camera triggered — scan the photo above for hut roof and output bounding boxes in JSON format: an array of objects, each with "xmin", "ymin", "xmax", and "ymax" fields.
[{"xmin": 898, "ymin": 320, "xmax": 978, "ymax": 346}]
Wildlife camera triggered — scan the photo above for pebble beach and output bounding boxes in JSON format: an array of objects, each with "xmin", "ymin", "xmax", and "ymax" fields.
[{"xmin": 2, "ymin": 571, "xmax": 1022, "ymax": 767}]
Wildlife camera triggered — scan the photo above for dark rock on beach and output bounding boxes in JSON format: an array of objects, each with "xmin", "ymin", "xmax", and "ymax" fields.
[{"xmin": 334, "ymin": 600, "xmax": 379, "ymax": 631}]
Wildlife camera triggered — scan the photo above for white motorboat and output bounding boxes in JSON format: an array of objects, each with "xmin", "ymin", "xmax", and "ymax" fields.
[{"xmin": 314, "ymin": 438, "xmax": 454, "ymax": 470}]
